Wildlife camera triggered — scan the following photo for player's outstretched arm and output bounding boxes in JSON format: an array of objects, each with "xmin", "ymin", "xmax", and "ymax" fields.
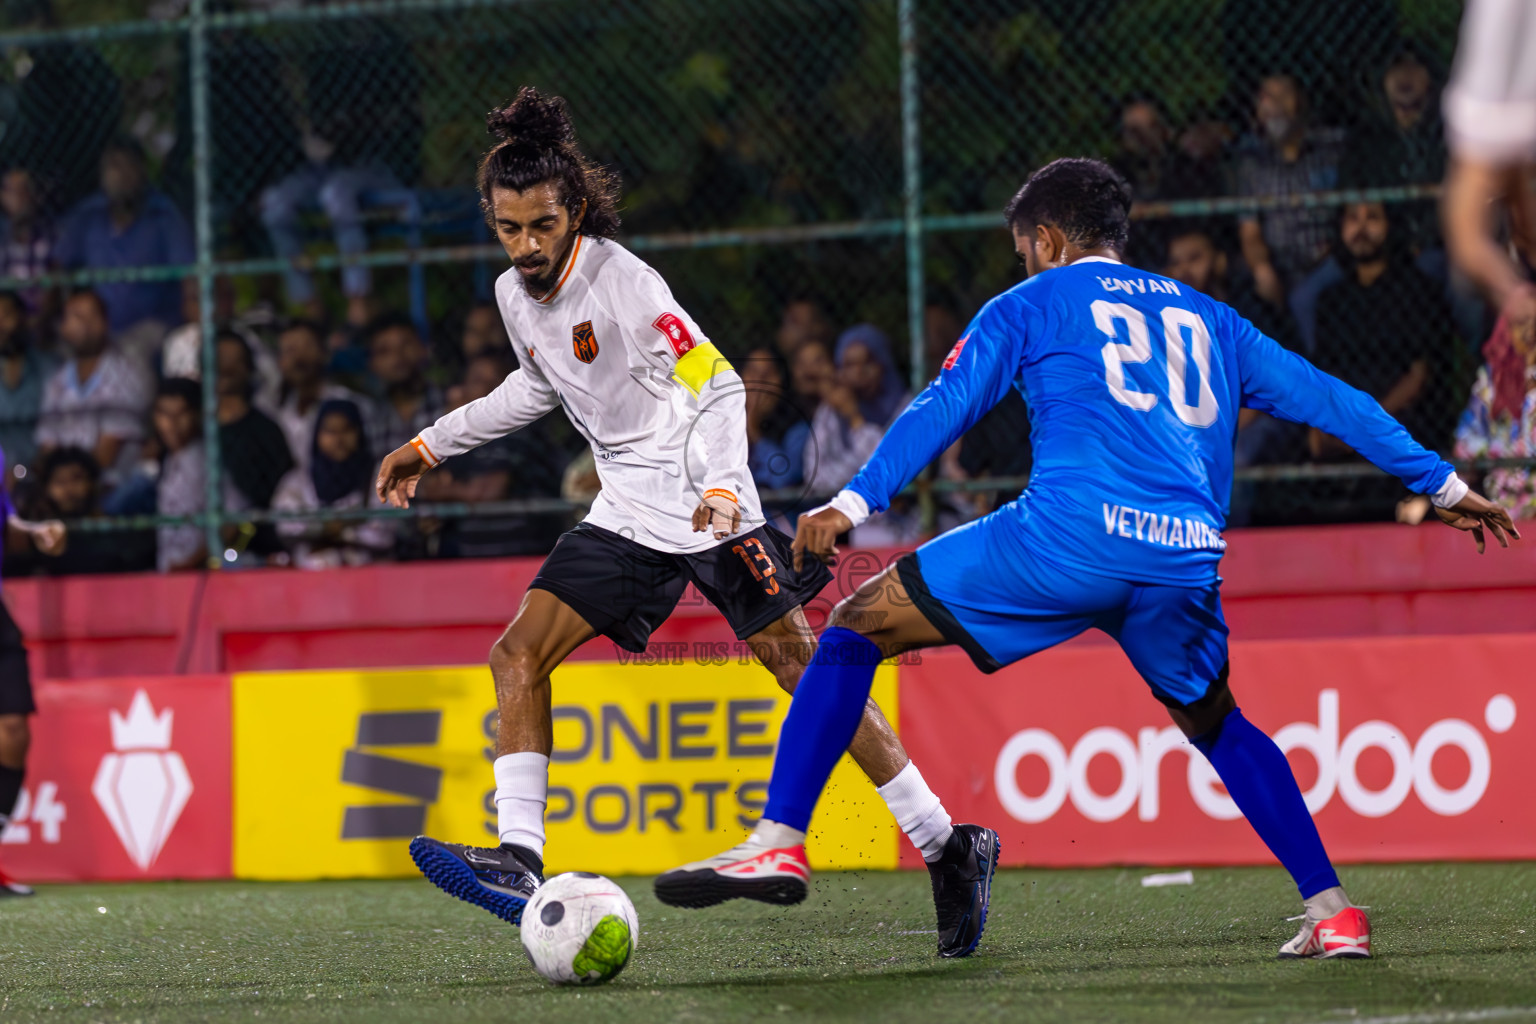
[{"xmin": 1232, "ymin": 307, "xmax": 1522, "ymax": 553}]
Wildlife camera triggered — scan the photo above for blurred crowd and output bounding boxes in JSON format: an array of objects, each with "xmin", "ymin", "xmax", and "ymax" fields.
[{"xmin": 0, "ymin": 10, "xmax": 1532, "ymax": 577}]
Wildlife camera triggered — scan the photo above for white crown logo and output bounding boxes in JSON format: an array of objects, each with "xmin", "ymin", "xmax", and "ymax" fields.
[
  {"xmin": 109, "ymin": 690, "xmax": 174, "ymax": 751},
  {"xmin": 93, "ymin": 690, "xmax": 193, "ymax": 870}
]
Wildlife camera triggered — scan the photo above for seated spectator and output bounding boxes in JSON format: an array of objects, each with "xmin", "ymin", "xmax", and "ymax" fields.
[
  {"xmin": 803, "ymin": 324, "xmax": 909, "ymax": 497},
  {"xmin": 0, "ymin": 169, "xmax": 55, "ymax": 323},
  {"xmin": 270, "ymin": 318, "xmax": 364, "ymax": 473},
  {"xmin": 259, "ymin": 18, "xmax": 421, "ymax": 332},
  {"xmin": 1452, "ymin": 314, "xmax": 1536, "ymax": 520},
  {"xmin": 1111, "ymin": 97, "xmax": 1230, "ymax": 269},
  {"xmin": 1332, "ymin": 42, "xmax": 1484, "ymax": 352},
  {"xmin": 11, "ymin": 447, "xmax": 153, "ymax": 575},
  {"xmin": 1235, "ymin": 74, "xmax": 1346, "ymax": 307},
  {"xmin": 740, "ymin": 347, "xmax": 802, "ymax": 491},
  {"xmin": 1340, "ymin": 43, "xmax": 1444, "ymax": 253},
  {"xmin": 36, "ymin": 290, "xmax": 151, "ymax": 487},
  {"xmin": 418, "ymin": 352, "xmax": 569, "ymax": 558},
  {"xmin": 271, "ymin": 398, "xmax": 393, "ymax": 568},
  {"xmin": 161, "ymin": 276, "xmax": 281, "ymax": 406},
  {"xmin": 214, "ymin": 331, "xmax": 293, "ymax": 515},
  {"xmin": 1112, "ymin": 96, "xmax": 1229, "ymax": 204},
  {"xmin": 151, "ymin": 378, "xmax": 208, "ymax": 572},
  {"xmin": 0, "ymin": 291, "xmax": 55, "ymax": 476},
  {"xmin": 1292, "ymin": 46, "xmax": 1453, "ymax": 356},
  {"xmin": 780, "ymin": 340, "xmax": 833, "ymax": 491},
  {"xmin": 774, "ymin": 296, "xmax": 834, "ymax": 362},
  {"xmin": 53, "ymin": 137, "xmax": 193, "ymax": 352},
  {"xmin": 1311, "ymin": 202, "xmax": 1456, "ymax": 459},
  {"xmin": 365, "ymin": 312, "xmax": 446, "ymax": 458}
]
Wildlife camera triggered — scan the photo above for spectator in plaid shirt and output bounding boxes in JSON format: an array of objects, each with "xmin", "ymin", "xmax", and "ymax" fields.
[
  {"xmin": 34, "ymin": 290, "xmax": 151, "ymax": 488},
  {"xmin": 1235, "ymin": 74, "xmax": 1346, "ymax": 308}
]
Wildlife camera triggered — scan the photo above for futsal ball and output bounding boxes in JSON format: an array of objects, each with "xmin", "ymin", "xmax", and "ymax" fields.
[{"xmin": 520, "ymin": 872, "xmax": 638, "ymax": 985}]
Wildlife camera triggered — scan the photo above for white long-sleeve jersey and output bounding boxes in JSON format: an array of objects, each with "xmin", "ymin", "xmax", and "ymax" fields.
[{"xmin": 413, "ymin": 235, "xmax": 758, "ymax": 554}]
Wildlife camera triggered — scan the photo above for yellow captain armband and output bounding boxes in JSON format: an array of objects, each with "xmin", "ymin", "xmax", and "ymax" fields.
[{"xmin": 671, "ymin": 342, "xmax": 732, "ymax": 396}]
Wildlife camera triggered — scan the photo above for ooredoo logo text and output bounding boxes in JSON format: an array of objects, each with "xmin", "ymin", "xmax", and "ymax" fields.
[{"xmin": 993, "ymin": 689, "xmax": 1516, "ymax": 824}]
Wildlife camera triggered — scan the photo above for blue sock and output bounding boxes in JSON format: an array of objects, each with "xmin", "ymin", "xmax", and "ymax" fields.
[
  {"xmin": 1192, "ymin": 709, "xmax": 1340, "ymax": 898},
  {"xmin": 761, "ymin": 626, "xmax": 883, "ymax": 832}
]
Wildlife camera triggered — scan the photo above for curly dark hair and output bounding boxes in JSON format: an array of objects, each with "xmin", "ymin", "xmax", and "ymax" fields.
[
  {"xmin": 477, "ymin": 87, "xmax": 621, "ymax": 239},
  {"xmin": 1005, "ymin": 158, "xmax": 1133, "ymax": 252}
]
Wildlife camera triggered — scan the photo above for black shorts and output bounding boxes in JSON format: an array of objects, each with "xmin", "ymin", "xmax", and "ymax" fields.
[
  {"xmin": 0, "ymin": 601, "xmax": 34, "ymax": 716},
  {"xmin": 530, "ymin": 522, "xmax": 834, "ymax": 652}
]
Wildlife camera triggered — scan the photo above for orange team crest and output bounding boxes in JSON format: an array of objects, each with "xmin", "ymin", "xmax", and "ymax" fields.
[{"xmin": 571, "ymin": 320, "xmax": 599, "ymax": 363}]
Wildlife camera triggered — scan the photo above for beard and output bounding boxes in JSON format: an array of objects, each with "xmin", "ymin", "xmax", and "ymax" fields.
[
  {"xmin": 515, "ymin": 233, "xmax": 576, "ymax": 296},
  {"xmin": 1343, "ymin": 238, "xmax": 1388, "ymax": 268}
]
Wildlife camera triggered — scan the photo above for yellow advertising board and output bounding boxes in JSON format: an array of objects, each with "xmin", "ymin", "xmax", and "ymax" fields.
[{"xmin": 233, "ymin": 660, "xmax": 899, "ymax": 880}]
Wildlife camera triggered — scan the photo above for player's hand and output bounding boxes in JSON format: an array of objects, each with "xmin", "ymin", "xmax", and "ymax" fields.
[
  {"xmin": 376, "ymin": 444, "xmax": 430, "ymax": 509},
  {"xmin": 32, "ymin": 519, "xmax": 66, "ymax": 556},
  {"xmin": 1434, "ymin": 488, "xmax": 1521, "ymax": 554},
  {"xmin": 692, "ymin": 489, "xmax": 741, "ymax": 540},
  {"xmin": 792, "ymin": 506, "xmax": 852, "ymax": 572}
]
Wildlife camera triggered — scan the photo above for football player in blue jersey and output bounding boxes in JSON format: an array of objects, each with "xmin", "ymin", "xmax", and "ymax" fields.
[{"xmin": 656, "ymin": 158, "xmax": 1520, "ymax": 960}]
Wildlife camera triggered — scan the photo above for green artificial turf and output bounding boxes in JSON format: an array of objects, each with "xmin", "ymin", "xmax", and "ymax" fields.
[{"xmin": 2, "ymin": 864, "xmax": 1533, "ymax": 1023}]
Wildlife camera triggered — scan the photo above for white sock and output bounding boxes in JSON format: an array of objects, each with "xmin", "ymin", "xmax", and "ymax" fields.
[
  {"xmin": 751, "ymin": 818, "xmax": 807, "ymax": 848},
  {"xmin": 876, "ymin": 761, "xmax": 954, "ymax": 863},
  {"xmin": 493, "ymin": 752, "xmax": 549, "ymax": 858},
  {"xmin": 1304, "ymin": 885, "xmax": 1351, "ymax": 920}
]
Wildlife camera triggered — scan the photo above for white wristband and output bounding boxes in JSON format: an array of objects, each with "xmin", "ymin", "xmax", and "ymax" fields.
[
  {"xmin": 1430, "ymin": 472, "xmax": 1469, "ymax": 510},
  {"xmin": 822, "ymin": 489, "xmax": 871, "ymax": 528}
]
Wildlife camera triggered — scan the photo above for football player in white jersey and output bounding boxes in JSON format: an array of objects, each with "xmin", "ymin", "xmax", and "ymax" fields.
[{"xmin": 376, "ymin": 88, "xmax": 996, "ymax": 959}]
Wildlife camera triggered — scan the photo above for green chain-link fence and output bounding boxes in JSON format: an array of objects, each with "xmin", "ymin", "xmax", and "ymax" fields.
[{"xmin": 0, "ymin": 0, "xmax": 1521, "ymax": 575}]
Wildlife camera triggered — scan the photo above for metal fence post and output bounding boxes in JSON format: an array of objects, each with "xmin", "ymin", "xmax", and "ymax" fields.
[
  {"xmin": 898, "ymin": 0, "xmax": 931, "ymax": 531},
  {"xmin": 190, "ymin": 0, "xmax": 222, "ymax": 569}
]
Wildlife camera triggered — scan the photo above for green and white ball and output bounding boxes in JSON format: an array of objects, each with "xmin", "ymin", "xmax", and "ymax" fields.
[{"xmin": 520, "ymin": 872, "xmax": 638, "ymax": 985}]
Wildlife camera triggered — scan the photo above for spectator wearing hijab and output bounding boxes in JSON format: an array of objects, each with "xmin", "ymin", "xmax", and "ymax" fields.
[
  {"xmin": 802, "ymin": 324, "xmax": 910, "ymax": 496},
  {"xmin": 271, "ymin": 398, "xmax": 392, "ymax": 568}
]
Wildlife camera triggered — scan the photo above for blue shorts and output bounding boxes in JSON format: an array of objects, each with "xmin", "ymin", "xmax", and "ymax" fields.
[{"xmin": 899, "ymin": 510, "xmax": 1229, "ymax": 707}]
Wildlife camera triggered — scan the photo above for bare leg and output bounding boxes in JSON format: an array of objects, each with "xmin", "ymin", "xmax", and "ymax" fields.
[
  {"xmin": 489, "ymin": 589, "xmax": 596, "ymax": 756},
  {"xmin": 747, "ymin": 604, "xmax": 908, "ymax": 787}
]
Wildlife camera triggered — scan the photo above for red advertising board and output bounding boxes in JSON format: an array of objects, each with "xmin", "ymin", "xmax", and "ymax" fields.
[
  {"xmin": 0, "ymin": 675, "xmax": 232, "ymax": 881},
  {"xmin": 899, "ymin": 634, "xmax": 1536, "ymax": 868}
]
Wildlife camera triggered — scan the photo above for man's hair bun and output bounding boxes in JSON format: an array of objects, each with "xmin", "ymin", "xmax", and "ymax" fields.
[{"xmin": 485, "ymin": 86, "xmax": 576, "ymax": 148}]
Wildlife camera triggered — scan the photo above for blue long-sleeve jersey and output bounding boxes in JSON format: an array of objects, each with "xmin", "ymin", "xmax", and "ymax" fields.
[{"xmin": 846, "ymin": 257, "xmax": 1457, "ymax": 586}]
